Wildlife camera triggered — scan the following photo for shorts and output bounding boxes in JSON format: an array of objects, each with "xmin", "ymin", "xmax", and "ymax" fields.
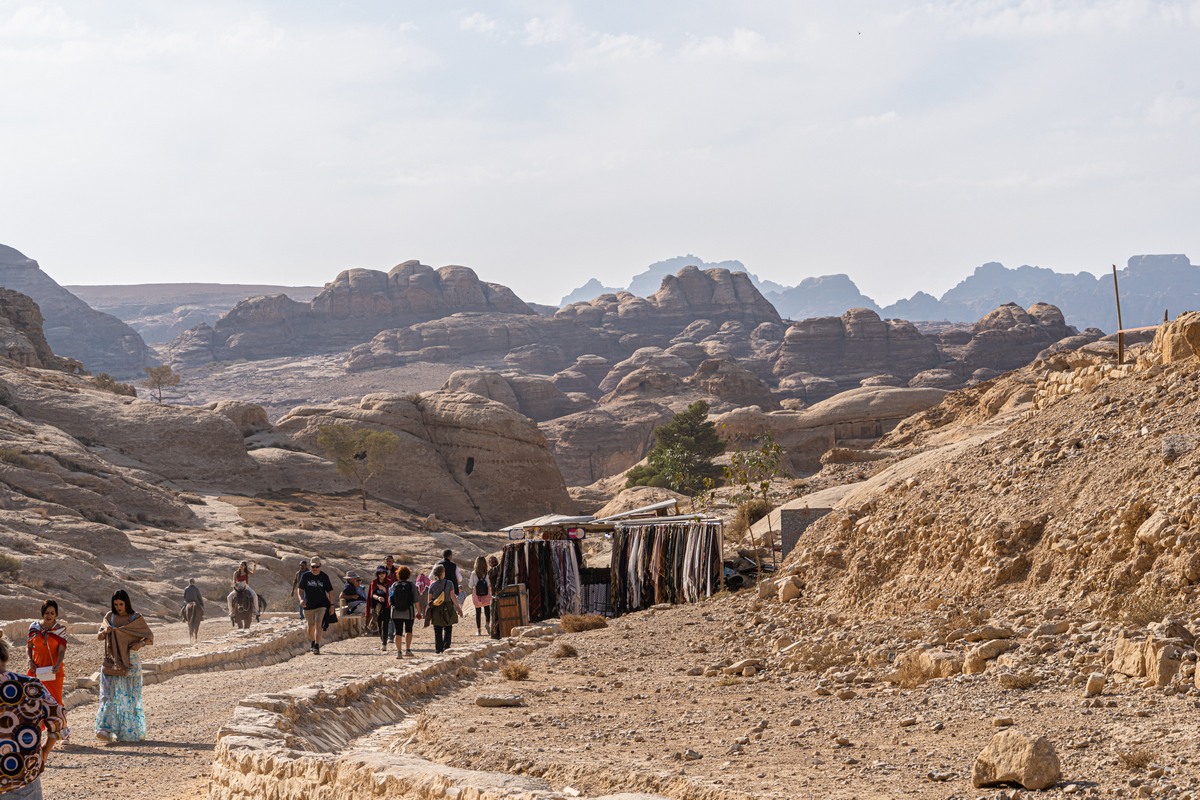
[
  {"xmin": 303, "ymin": 607, "xmax": 327, "ymax": 626},
  {"xmin": 392, "ymin": 617, "xmax": 414, "ymax": 635}
]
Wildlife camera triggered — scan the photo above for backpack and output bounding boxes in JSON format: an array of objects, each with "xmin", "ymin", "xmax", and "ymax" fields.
[
  {"xmin": 431, "ymin": 581, "xmax": 447, "ymax": 606},
  {"xmin": 389, "ymin": 581, "xmax": 414, "ymax": 609},
  {"xmin": 474, "ymin": 575, "xmax": 489, "ymax": 596}
]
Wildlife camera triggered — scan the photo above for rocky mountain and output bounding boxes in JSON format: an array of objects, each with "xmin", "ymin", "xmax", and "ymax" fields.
[
  {"xmin": 0, "ymin": 244, "xmax": 152, "ymax": 377},
  {"xmin": 67, "ymin": 283, "xmax": 324, "ymax": 344},
  {"xmin": 560, "ymin": 254, "xmax": 787, "ymax": 307},
  {"xmin": 172, "ymin": 261, "xmax": 532, "ymax": 365},
  {"xmin": 0, "ymin": 288, "xmax": 76, "ymax": 372},
  {"xmin": 562, "ymin": 252, "xmax": 1197, "ymax": 331}
]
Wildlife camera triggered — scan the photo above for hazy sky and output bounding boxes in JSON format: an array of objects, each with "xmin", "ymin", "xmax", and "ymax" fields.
[{"xmin": 1, "ymin": 1, "xmax": 1197, "ymax": 305}]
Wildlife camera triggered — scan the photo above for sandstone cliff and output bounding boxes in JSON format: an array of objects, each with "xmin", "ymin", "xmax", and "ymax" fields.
[
  {"xmin": 0, "ymin": 244, "xmax": 152, "ymax": 377},
  {"xmin": 0, "ymin": 288, "xmax": 76, "ymax": 372}
]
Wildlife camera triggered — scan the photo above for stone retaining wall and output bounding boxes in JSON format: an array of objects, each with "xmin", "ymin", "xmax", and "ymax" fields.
[
  {"xmin": 208, "ymin": 623, "xmax": 663, "ymax": 800},
  {"xmin": 61, "ymin": 615, "xmax": 365, "ymax": 710},
  {"xmin": 1034, "ymin": 361, "xmax": 1135, "ymax": 409}
]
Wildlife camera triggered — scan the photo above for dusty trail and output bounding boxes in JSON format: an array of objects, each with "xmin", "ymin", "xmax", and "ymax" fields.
[{"xmin": 42, "ymin": 619, "xmax": 467, "ymax": 800}]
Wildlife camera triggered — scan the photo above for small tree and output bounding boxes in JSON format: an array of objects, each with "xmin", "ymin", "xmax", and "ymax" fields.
[
  {"xmin": 724, "ymin": 433, "xmax": 784, "ymax": 572},
  {"xmin": 625, "ymin": 400, "xmax": 724, "ymax": 495},
  {"xmin": 143, "ymin": 365, "xmax": 181, "ymax": 403},
  {"xmin": 316, "ymin": 424, "xmax": 400, "ymax": 510}
]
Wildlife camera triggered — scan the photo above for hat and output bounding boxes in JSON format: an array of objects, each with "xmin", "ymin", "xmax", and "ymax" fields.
[
  {"xmin": 375, "ymin": 565, "xmax": 386, "ymax": 574},
  {"xmin": 310, "ymin": 558, "xmax": 322, "ymax": 567},
  {"xmin": 344, "ymin": 571, "xmax": 361, "ymax": 580}
]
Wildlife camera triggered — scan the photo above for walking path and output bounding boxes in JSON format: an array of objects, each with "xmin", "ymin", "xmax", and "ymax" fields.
[{"xmin": 42, "ymin": 619, "xmax": 468, "ymax": 800}]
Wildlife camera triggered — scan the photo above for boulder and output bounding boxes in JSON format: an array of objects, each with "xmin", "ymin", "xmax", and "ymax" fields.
[
  {"xmin": 503, "ymin": 343, "xmax": 565, "ymax": 374},
  {"xmin": 1153, "ymin": 311, "xmax": 1200, "ymax": 364},
  {"xmin": 443, "ymin": 368, "xmax": 588, "ymax": 422},
  {"xmin": 971, "ymin": 729, "xmax": 1061, "ymax": 790},
  {"xmin": 963, "ymin": 639, "xmax": 1015, "ymax": 674},
  {"xmin": 204, "ymin": 400, "xmax": 271, "ymax": 436},
  {"xmin": 908, "ymin": 369, "xmax": 961, "ymax": 389},
  {"xmin": 1111, "ymin": 635, "xmax": 1183, "ymax": 687},
  {"xmin": 598, "ymin": 348, "xmax": 693, "ymax": 394},
  {"xmin": 887, "ymin": 649, "xmax": 964, "ymax": 688}
]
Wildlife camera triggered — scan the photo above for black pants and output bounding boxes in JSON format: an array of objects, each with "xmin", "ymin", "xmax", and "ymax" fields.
[
  {"xmin": 434, "ymin": 625, "xmax": 453, "ymax": 653},
  {"xmin": 378, "ymin": 614, "xmax": 393, "ymax": 647},
  {"xmin": 474, "ymin": 605, "xmax": 491, "ymax": 629}
]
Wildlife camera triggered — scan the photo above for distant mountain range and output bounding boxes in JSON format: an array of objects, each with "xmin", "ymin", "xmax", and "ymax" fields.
[{"xmin": 563, "ymin": 254, "xmax": 1200, "ymax": 331}]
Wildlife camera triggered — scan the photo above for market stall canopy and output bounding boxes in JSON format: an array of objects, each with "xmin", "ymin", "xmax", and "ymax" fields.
[{"xmin": 500, "ymin": 513, "xmax": 595, "ymax": 533}]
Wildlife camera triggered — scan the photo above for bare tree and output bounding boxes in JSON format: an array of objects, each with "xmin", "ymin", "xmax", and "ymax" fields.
[
  {"xmin": 316, "ymin": 424, "xmax": 400, "ymax": 510},
  {"xmin": 143, "ymin": 365, "xmax": 181, "ymax": 404}
]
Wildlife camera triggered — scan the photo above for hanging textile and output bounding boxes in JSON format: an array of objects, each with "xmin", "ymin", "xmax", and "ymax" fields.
[
  {"xmin": 496, "ymin": 539, "xmax": 584, "ymax": 623},
  {"xmin": 608, "ymin": 520, "xmax": 723, "ymax": 615}
]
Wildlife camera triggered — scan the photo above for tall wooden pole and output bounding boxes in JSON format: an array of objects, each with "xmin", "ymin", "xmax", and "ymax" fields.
[{"xmin": 1112, "ymin": 264, "xmax": 1125, "ymax": 365}]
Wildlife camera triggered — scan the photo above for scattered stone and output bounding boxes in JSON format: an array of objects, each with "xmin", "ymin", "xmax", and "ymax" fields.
[
  {"xmin": 1085, "ymin": 672, "xmax": 1105, "ymax": 697},
  {"xmin": 476, "ymin": 694, "xmax": 525, "ymax": 708},
  {"xmin": 683, "ymin": 749, "xmax": 703, "ymax": 761}
]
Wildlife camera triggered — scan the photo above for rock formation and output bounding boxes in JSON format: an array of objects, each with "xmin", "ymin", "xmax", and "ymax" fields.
[
  {"xmin": 771, "ymin": 309, "xmax": 941, "ymax": 393},
  {"xmin": 274, "ymin": 391, "xmax": 571, "ymax": 527},
  {"xmin": 443, "ymin": 368, "xmax": 591, "ymax": 422},
  {"xmin": 539, "ymin": 401, "xmax": 674, "ymax": 486},
  {"xmin": 174, "ymin": 262, "xmax": 535, "ymax": 365},
  {"xmin": 0, "ymin": 244, "xmax": 152, "ymax": 377},
  {"xmin": 0, "ymin": 288, "xmax": 76, "ymax": 372}
]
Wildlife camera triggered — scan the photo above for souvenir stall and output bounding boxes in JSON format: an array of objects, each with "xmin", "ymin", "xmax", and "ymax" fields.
[
  {"xmin": 608, "ymin": 516, "xmax": 724, "ymax": 616},
  {"xmin": 492, "ymin": 514, "xmax": 590, "ymax": 635}
]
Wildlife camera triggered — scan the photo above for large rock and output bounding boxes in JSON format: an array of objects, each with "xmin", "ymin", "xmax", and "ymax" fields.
[
  {"xmin": 771, "ymin": 308, "xmax": 941, "ymax": 387},
  {"xmin": 0, "ymin": 363, "xmax": 256, "ymax": 483},
  {"xmin": 0, "ymin": 288, "xmax": 76, "ymax": 372},
  {"xmin": 689, "ymin": 358, "xmax": 779, "ymax": 410},
  {"xmin": 1111, "ymin": 635, "xmax": 1184, "ymax": 687},
  {"xmin": 539, "ymin": 401, "xmax": 673, "ymax": 486},
  {"xmin": 971, "ymin": 729, "xmax": 1062, "ymax": 790},
  {"xmin": 444, "ymin": 369, "xmax": 590, "ymax": 423},
  {"xmin": 1153, "ymin": 311, "xmax": 1200, "ymax": 364},
  {"xmin": 177, "ymin": 262, "xmax": 541, "ymax": 364},
  {"xmin": 275, "ymin": 391, "xmax": 571, "ymax": 527},
  {"xmin": 714, "ymin": 387, "xmax": 948, "ymax": 472},
  {"xmin": 0, "ymin": 244, "xmax": 152, "ymax": 377},
  {"xmin": 599, "ymin": 348, "xmax": 693, "ymax": 394},
  {"xmin": 956, "ymin": 303, "xmax": 1077, "ymax": 373}
]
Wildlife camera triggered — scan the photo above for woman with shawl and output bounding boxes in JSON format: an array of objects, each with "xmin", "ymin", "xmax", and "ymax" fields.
[
  {"xmin": 94, "ymin": 589, "xmax": 153, "ymax": 742},
  {"xmin": 27, "ymin": 598, "xmax": 69, "ymax": 740}
]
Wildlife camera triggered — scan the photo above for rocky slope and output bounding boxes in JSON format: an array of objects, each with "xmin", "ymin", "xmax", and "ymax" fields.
[{"xmin": 0, "ymin": 244, "xmax": 152, "ymax": 377}]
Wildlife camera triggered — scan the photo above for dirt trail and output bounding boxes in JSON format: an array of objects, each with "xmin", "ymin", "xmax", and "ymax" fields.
[{"xmin": 42, "ymin": 620, "xmax": 463, "ymax": 800}]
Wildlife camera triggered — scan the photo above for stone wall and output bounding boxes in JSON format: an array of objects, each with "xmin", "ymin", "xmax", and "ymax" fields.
[{"xmin": 1034, "ymin": 361, "xmax": 1135, "ymax": 409}]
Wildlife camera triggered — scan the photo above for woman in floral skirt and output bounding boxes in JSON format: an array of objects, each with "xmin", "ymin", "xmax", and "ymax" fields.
[{"xmin": 94, "ymin": 589, "xmax": 153, "ymax": 742}]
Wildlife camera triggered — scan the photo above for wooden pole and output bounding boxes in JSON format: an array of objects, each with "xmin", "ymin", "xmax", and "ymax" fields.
[{"xmin": 1112, "ymin": 264, "xmax": 1125, "ymax": 365}]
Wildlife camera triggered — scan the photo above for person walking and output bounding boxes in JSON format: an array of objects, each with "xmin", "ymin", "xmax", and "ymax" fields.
[
  {"xmin": 426, "ymin": 564, "xmax": 462, "ymax": 655},
  {"xmin": 26, "ymin": 600, "xmax": 68, "ymax": 742},
  {"xmin": 383, "ymin": 555, "xmax": 399, "ymax": 583},
  {"xmin": 0, "ymin": 631, "xmax": 66, "ymax": 799},
  {"xmin": 432, "ymin": 550, "xmax": 462, "ymax": 594},
  {"xmin": 366, "ymin": 566, "xmax": 394, "ymax": 652},
  {"xmin": 296, "ymin": 558, "xmax": 334, "ymax": 655},
  {"xmin": 388, "ymin": 566, "xmax": 420, "ymax": 658},
  {"xmin": 290, "ymin": 559, "xmax": 309, "ymax": 620},
  {"xmin": 95, "ymin": 590, "xmax": 153, "ymax": 742},
  {"xmin": 468, "ymin": 556, "xmax": 492, "ymax": 636}
]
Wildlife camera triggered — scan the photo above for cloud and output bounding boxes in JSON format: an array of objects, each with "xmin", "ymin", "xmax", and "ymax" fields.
[
  {"xmin": 852, "ymin": 111, "xmax": 899, "ymax": 128},
  {"xmin": 0, "ymin": 3, "xmax": 87, "ymax": 38},
  {"xmin": 679, "ymin": 28, "xmax": 783, "ymax": 61},
  {"xmin": 460, "ymin": 12, "xmax": 496, "ymax": 36},
  {"xmin": 588, "ymin": 33, "xmax": 660, "ymax": 61},
  {"xmin": 523, "ymin": 16, "xmax": 570, "ymax": 45},
  {"xmin": 927, "ymin": 0, "xmax": 1164, "ymax": 39}
]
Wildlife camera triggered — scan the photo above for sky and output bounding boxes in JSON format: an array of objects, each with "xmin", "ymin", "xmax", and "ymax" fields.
[{"xmin": 1, "ymin": 1, "xmax": 1198, "ymax": 306}]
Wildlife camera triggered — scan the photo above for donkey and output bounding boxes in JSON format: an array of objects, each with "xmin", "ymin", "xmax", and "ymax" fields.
[{"xmin": 181, "ymin": 601, "xmax": 204, "ymax": 642}]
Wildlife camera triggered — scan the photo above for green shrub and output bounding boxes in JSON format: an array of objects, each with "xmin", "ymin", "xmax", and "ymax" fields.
[
  {"xmin": 625, "ymin": 401, "xmax": 723, "ymax": 494},
  {"xmin": 90, "ymin": 373, "xmax": 137, "ymax": 397},
  {"xmin": 0, "ymin": 448, "xmax": 31, "ymax": 468},
  {"xmin": 0, "ymin": 553, "xmax": 21, "ymax": 574}
]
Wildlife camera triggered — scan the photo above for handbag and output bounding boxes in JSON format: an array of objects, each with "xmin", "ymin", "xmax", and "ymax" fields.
[{"xmin": 322, "ymin": 608, "xmax": 338, "ymax": 629}]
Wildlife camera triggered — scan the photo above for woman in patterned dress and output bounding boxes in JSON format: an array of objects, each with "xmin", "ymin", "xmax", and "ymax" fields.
[{"xmin": 94, "ymin": 590, "xmax": 153, "ymax": 742}]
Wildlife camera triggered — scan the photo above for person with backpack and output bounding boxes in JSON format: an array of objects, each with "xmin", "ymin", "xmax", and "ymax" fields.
[
  {"xmin": 388, "ymin": 566, "xmax": 420, "ymax": 658},
  {"xmin": 426, "ymin": 564, "xmax": 462, "ymax": 654},
  {"xmin": 468, "ymin": 555, "xmax": 492, "ymax": 636}
]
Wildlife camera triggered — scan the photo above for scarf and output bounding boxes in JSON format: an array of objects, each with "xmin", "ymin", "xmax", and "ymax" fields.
[
  {"xmin": 101, "ymin": 611, "xmax": 154, "ymax": 676},
  {"xmin": 28, "ymin": 620, "xmax": 68, "ymax": 651}
]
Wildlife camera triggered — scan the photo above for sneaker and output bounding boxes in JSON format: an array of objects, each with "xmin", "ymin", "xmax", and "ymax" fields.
[
  {"xmin": 310, "ymin": 641, "xmax": 317, "ymax": 654},
  {"xmin": 314, "ymin": 643, "xmax": 321, "ymax": 655},
  {"xmin": 405, "ymin": 649, "xmax": 414, "ymax": 657},
  {"xmin": 381, "ymin": 643, "xmax": 388, "ymax": 651},
  {"xmin": 396, "ymin": 651, "xmax": 403, "ymax": 659}
]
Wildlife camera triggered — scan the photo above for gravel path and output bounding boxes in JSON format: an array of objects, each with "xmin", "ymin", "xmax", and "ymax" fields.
[{"xmin": 41, "ymin": 621, "xmax": 462, "ymax": 800}]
